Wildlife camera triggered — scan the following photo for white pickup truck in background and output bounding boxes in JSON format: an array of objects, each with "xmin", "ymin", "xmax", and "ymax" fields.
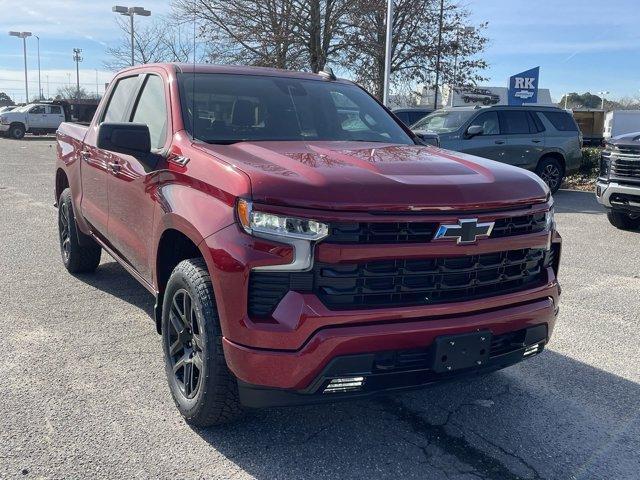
[{"xmin": 0, "ymin": 103, "xmax": 66, "ymax": 139}]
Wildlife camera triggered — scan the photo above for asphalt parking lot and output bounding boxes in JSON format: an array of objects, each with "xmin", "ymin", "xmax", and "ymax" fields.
[{"xmin": 0, "ymin": 136, "xmax": 638, "ymax": 480}]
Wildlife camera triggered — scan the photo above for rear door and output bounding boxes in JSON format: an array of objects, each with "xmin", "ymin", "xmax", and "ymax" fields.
[
  {"xmin": 459, "ymin": 111, "xmax": 509, "ymax": 161},
  {"xmin": 498, "ymin": 110, "xmax": 544, "ymax": 169},
  {"xmin": 80, "ymin": 74, "xmax": 141, "ymax": 237},
  {"xmin": 107, "ymin": 72, "xmax": 169, "ymax": 281},
  {"xmin": 46, "ymin": 105, "xmax": 66, "ymax": 129}
]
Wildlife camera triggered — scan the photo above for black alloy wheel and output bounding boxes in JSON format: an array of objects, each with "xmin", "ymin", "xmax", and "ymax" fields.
[
  {"xmin": 536, "ymin": 157, "xmax": 564, "ymax": 194},
  {"xmin": 167, "ymin": 288, "xmax": 204, "ymax": 399},
  {"xmin": 58, "ymin": 200, "xmax": 71, "ymax": 263}
]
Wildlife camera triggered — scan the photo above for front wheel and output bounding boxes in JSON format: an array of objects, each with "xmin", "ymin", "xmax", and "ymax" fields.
[
  {"xmin": 607, "ymin": 210, "xmax": 640, "ymax": 230},
  {"xmin": 536, "ymin": 157, "xmax": 564, "ymax": 194},
  {"xmin": 9, "ymin": 124, "xmax": 25, "ymax": 140},
  {"xmin": 162, "ymin": 258, "xmax": 243, "ymax": 426}
]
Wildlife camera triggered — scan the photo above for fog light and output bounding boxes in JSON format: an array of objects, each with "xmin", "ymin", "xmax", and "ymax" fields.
[
  {"xmin": 523, "ymin": 343, "xmax": 542, "ymax": 357},
  {"xmin": 323, "ymin": 376, "xmax": 365, "ymax": 394}
]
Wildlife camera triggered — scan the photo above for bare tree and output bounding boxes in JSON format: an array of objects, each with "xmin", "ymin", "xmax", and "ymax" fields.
[
  {"xmin": 104, "ymin": 16, "xmax": 195, "ymax": 70},
  {"xmin": 291, "ymin": 0, "xmax": 351, "ymax": 72},
  {"xmin": 55, "ymin": 85, "xmax": 93, "ymax": 100},
  {"xmin": 344, "ymin": 0, "xmax": 488, "ymax": 100},
  {"xmin": 173, "ymin": 0, "xmax": 304, "ymax": 69}
]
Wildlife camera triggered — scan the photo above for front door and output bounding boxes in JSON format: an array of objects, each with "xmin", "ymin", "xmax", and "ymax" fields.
[
  {"xmin": 107, "ymin": 73, "xmax": 169, "ymax": 282},
  {"xmin": 80, "ymin": 74, "xmax": 140, "ymax": 237},
  {"xmin": 459, "ymin": 111, "xmax": 508, "ymax": 162},
  {"xmin": 27, "ymin": 105, "xmax": 47, "ymax": 129}
]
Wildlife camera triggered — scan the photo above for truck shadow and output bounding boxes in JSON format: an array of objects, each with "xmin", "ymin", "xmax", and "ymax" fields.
[
  {"xmin": 75, "ymin": 259, "xmax": 639, "ymax": 478},
  {"xmin": 554, "ymin": 189, "xmax": 604, "ymax": 214},
  {"xmin": 191, "ymin": 351, "xmax": 639, "ymax": 479}
]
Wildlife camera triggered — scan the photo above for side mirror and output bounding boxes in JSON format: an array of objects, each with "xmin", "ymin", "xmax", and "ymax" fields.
[
  {"xmin": 465, "ymin": 125, "xmax": 484, "ymax": 138},
  {"xmin": 412, "ymin": 130, "xmax": 440, "ymax": 147},
  {"xmin": 97, "ymin": 122, "xmax": 151, "ymax": 158}
]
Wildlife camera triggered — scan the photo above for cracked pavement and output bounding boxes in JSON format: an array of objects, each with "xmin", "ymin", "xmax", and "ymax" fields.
[{"xmin": 0, "ymin": 136, "xmax": 638, "ymax": 479}]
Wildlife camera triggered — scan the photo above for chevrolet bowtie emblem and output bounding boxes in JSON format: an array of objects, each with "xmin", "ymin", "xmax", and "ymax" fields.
[{"xmin": 433, "ymin": 218, "xmax": 495, "ymax": 244}]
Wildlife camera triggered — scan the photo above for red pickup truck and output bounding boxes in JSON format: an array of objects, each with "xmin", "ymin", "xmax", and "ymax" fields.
[{"xmin": 55, "ymin": 63, "xmax": 561, "ymax": 426}]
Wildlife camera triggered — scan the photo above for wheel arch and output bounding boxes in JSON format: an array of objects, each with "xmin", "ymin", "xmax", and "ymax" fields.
[
  {"xmin": 537, "ymin": 151, "xmax": 566, "ymax": 175},
  {"xmin": 55, "ymin": 168, "xmax": 70, "ymax": 204},
  {"xmin": 152, "ymin": 220, "xmax": 221, "ymax": 334}
]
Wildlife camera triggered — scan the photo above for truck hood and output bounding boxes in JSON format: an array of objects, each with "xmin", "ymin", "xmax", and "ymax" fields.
[
  {"xmin": 0, "ymin": 112, "xmax": 25, "ymax": 122},
  {"xmin": 200, "ymin": 141, "xmax": 549, "ymax": 212}
]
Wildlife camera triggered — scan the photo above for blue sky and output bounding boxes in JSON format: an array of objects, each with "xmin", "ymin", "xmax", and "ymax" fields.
[{"xmin": 0, "ymin": 0, "xmax": 638, "ymax": 103}]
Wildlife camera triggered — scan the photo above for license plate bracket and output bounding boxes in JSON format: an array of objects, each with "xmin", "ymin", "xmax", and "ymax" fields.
[{"xmin": 431, "ymin": 331, "xmax": 492, "ymax": 373}]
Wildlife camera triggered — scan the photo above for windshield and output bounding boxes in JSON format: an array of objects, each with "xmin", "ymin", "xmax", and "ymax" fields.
[
  {"xmin": 177, "ymin": 73, "xmax": 413, "ymax": 145},
  {"xmin": 411, "ymin": 109, "xmax": 476, "ymax": 133}
]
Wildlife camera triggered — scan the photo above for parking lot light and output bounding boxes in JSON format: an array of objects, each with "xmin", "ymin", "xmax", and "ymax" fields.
[
  {"xmin": 9, "ymin": 31, "xmax": 32, "ymax": 102},
  {"xmin": 112, "ymin": 6, "xmax": 152, "ymax": 67},
  {"xmin": 598, "ymin": 91, "xmax": 610, "ymax": 110}
]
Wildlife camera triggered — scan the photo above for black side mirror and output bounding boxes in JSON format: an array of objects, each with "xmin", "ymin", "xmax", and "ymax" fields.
[
  {"xmin": 412, "ymin": 129, "xmax": 440, "ymax": 147},
  {"xmin": 97, "ymin": 122, "xmax": 151, "ymax": 158},
  {"xmin": 465, "ymin": 125, "xmax": 484, "ymax": 138}
]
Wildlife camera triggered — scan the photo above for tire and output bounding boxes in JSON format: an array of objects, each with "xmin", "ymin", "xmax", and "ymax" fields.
[
  {"xmin": 536, "ymin": 156, "xmax": 564, "ymax": 194},
  {"xmin": 162, "ymin": 258, "xmax": 243, "ymax": 426},
  {"xmin": 57, "ymin": 188, "xmax": 101, "ymax": 273},
  {"xmin": 607, "ymin": 210, "xmax": 640, "ymax": 230},
  {"xmin": 9, "ymin": 123, "xmax": 25, "ymax": 140}
]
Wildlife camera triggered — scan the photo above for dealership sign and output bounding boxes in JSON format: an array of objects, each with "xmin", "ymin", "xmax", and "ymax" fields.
[{"xmin": 508, "ymin": 67, "xmax": 539, "ymax": 105}]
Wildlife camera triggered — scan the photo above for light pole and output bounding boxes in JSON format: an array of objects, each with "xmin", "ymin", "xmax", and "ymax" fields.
[
  {"xmin": 598, "ymin": 91, "xmax": 610, "ymax": 110},
  {"xmin": 112, "ymin": 6, "xmax": 151, "ymax": 66},
  {"xmin": 34, "ymin": 35, "xmax": 42, "ymax": 99},
  {"xmin": 73, "ymin": 49, "xmax": 83, "ymax": 98},
  {"xmin": 433, "ymin": 0, "xmax": 445, "ymax": 109},
  {"xmin": 383, "ymin": 0, "xmax": 394, "ymax": 106},
  {"xmin": 8, "ymin": 31, "xmax": 32, "ymax": 102}
]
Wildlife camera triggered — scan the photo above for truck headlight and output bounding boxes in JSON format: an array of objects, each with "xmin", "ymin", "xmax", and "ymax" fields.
[
  {"xmin": 237, "ymin": 199, "xmax": 329, "ymax": 241},
  {"xmin": 545, "ymin": 207, "xmax": 555, "ymax": 232},
  {"xmin": 599, "ymin": 152, "xmax": 611, "ymax": 178},
  {"xmin": 0, "ymin": 117, "xmax": 9, "ymax": 125}
]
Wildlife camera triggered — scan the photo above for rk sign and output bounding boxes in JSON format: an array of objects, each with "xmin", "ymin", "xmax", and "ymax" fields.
[{"xmin": 508, "ymin": 67, "xmax": 540, "ymax": 105}]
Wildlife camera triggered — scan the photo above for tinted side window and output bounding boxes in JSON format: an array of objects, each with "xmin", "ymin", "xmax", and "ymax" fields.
[
  {"xmin": 542, "ymin": 111, "xmax": 578, "ymax": 132},
  {"xmin": 132, "ymin": 75, "xmax": 168, "ymax": 149},
  {"xmin": 410, "ymin": 112, "xmax": 427, "ymax": 124},
  {"xmin": 30, "ymin": 106, "xmax": 45, "ymax": 114},
  {"xmin": 49, "ymin": 106, "xmax": 63, "ymax": 114},
  {"xmin": 103, "ymin": 76, "xmax": 139, "ymax": 123},
  {"xmin": 394, "ymin": 112, "xmax": 410, "ymax": 124},
  {"xmin": 501, "ymin": 111, "xmax": 531, "ymax": 134},
  {"xmin": 470, "ymin": 111, "xmax": 500, "ymax": 135}
]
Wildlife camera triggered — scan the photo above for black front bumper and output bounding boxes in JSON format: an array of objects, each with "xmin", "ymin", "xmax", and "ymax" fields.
[{"xmin": 237, "ymin": 324, "xmax": 548, "ymax": 408}]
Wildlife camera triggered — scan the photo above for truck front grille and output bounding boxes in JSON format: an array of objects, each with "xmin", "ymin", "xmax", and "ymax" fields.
[
  {"xmin": 611, "ymin": 152, "xmax": 640, "ymax": 179},
  {"xmin": 248, "ymin": 247, "xmax": 554, "ymax": 317},
  {"xmin": 325, "ymin": 213, "xmax": 547, "ymax": 244}
]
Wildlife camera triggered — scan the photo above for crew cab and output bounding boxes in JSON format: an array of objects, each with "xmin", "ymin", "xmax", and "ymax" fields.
[{"xmin": 55, "ymin": 64, "xmax": 562, "ymax": 426}]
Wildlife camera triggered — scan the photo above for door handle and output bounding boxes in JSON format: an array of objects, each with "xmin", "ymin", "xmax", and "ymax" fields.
[
  {"xmin": 494, "ymin": 140, "xmax": 505, "ymax": 145},
  {"xmin": 107, "ymin": 162, "xmax": 121, "ymax": 174},
  {"xmin": 80, "ymin": 150, "xmax": 91, "ymax": 161},
  {"xmin": 532, "ymin": 139, "xmax": 541, "ymax": 143}
]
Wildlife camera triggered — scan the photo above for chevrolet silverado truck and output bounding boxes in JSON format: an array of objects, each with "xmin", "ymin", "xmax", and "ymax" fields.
[
  {"xmin": 596, "ymin": 132, "xmax": 640, "ymax": 229},
  {"xmin": 55, "ymin": 64, "xmax": 562, "ymax": 426}
]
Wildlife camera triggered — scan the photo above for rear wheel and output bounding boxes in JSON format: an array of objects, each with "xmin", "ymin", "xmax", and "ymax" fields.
[
  {"xmin": 9, "ymin": 123, "xmax": 25, "ymax": 140},
  {"xmin": 162, "ymin": 258, "xmax": 243, "ymax": 426},
  {"xmin": 536, "ymin": 156, "xmax": 564, "ymax": 194},
  {"xmin": 607, "ymin": 210, "xmax": 640, "ymax": 230},
  {"xmin": 58, "ymin": 188, "xmax": 101, "ymax": 273}
]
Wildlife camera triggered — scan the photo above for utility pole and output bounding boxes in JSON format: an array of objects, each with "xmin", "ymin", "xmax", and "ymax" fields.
[
  {"xmin": 598, "ymin": 91, "xmax": 610, "ymax": 110},
  {"xmin": 9, "ymin": 31, "xmax": 32, "ymax": 102},
  {"xmin": 112, "ymin": 6, "xmax": 152, "ymax": 66},
  {"xmin": 433, "ymin": 0, "xmax": 445, "ymax": 110},
  {"xmin": 73, "ymin": 49, "xmax": 83, "ymax": 98},
  {"xmin": 383, "ymin": 0, "xmax": 394, "ymax": 106},
  {"xmin": 34, "ymin": 35, "xmax": 42, "ymax": 99}
]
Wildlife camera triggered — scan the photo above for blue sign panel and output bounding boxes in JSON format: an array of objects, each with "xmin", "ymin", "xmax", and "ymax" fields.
[{"xmin": 508, "ymin": 67, "xmax": 539, "ymax": 105}]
